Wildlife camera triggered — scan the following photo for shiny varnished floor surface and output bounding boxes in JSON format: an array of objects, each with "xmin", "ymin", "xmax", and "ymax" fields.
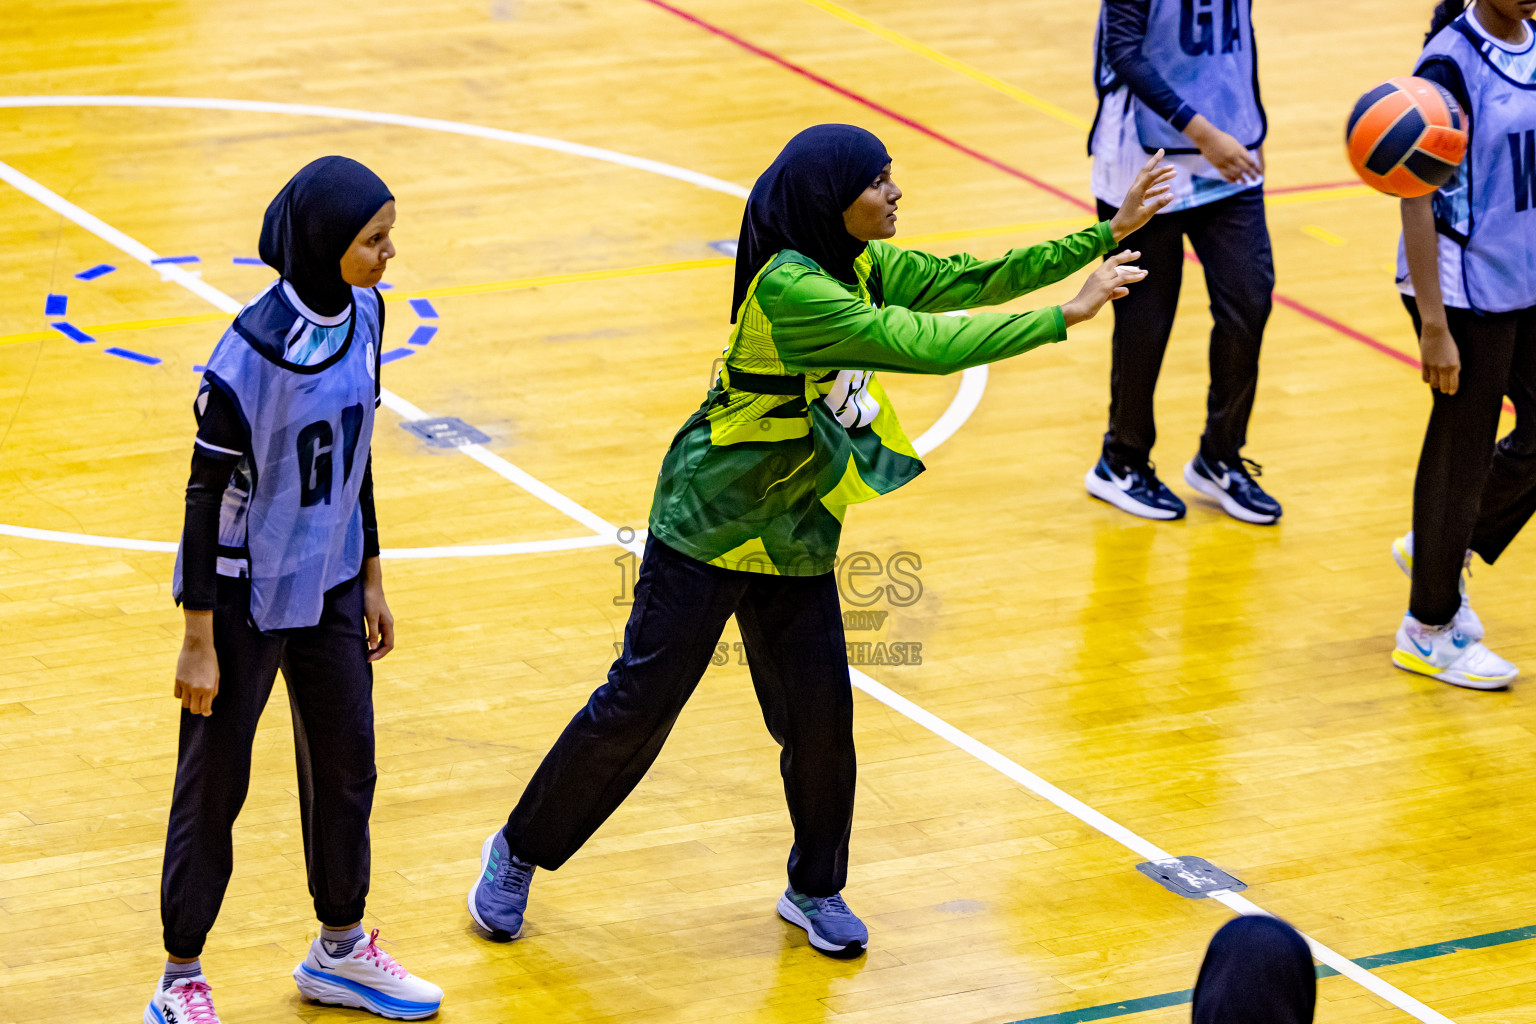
[{"xmin": 1, "ymin": 2, "xmax": 1533, "ymax": 1022}]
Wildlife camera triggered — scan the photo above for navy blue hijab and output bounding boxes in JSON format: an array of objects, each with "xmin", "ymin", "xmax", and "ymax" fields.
[
  {"xmin": 731, "ymin": 124, "xmax": 891, "ymax": 322},
  {"xmin": 1193, "ymin": 916, "xmax": 1316, "ymax": 1024},
  {"xmin": 260, "ymin": 156, "xmax": 393, "ymax": 317}
]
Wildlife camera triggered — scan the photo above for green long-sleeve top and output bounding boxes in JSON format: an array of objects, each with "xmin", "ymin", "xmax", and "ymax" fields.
[{"xmin": 648, "ymin": 220, "xmax": 1115, "ymax": 576}]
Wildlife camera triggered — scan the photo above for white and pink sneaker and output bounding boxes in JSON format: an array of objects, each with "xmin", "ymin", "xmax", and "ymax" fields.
[
  {"xmin": 292, "ymin": 928, "xmax": 443, "ymax": 1020},
  {"xmin": 145, "ymin": 976, "xmax": 222, "ymax": 1024}
]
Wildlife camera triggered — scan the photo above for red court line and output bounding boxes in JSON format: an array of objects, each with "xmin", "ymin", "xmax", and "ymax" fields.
[
  {"xmin": 638, "ymin": 0, "xmax": 1090, "ymax": 211},
  {"xmin": 1272, "ymin": 294, "xmax": 1418, "ymax": 368},
  {"xmin": 1267, "ymin": 180, "xmax": 1364, "ymax": 196},
  {"xmin": 641, "ymin": 0, "xmax": 1451, "ymax": 386}
]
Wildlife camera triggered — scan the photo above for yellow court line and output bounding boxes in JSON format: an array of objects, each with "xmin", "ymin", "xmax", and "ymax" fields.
[
  {"xmin": 0, "ymin": 221, "xmax": 1110, "ymax": 347},
  {"xmin": 0, "ymin": 311, "xmax": 232, "ymax": 348},
  {"xmin": 793, "ymin": 0, "xmax": 1389, "ymax": 215},
  {"xmin": 397, "ymin": 257, "xmax": 732, "ymax": 300},
  {"xmin": 0, "ymin": 200, "xmax": 1375, "ymax": 350},
  {"xmin": 1301, "ymin": 224, "xmax": 1347, "ymax": 246},
  {"xmin": 795, "ymin": 0, "xmax": 1092, "ymax": 130},
  {"xmin": 0, "ymin": 262, "xmax": 735, "ymax": 348},
  {"xmin": 903, "ymin": 215, "xmax": 1093, "ymax": 245},
  {"xmin": 0, "ymin": 215, "xmax": 1135, "ymax": 350}
]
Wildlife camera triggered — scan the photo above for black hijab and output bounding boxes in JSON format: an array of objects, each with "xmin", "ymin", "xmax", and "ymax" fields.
[
  {"xmin": 260, "ymin": 156, "xmax": 394, "ymax": 317},
  {"xmin": 731, "ymin": 124, "xmax": 891, "ymax": 322},
  {"xmin": 1193, "ymin": 916, "xmax": 1316, "ymax": 1024}
]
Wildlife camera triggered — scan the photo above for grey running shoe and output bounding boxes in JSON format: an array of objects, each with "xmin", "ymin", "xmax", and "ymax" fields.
[
  {"xmin": 776, "ymin": 887, "xmax": 868, "ymax": 958},
  {"xmin": 468, "ymin": 830, "xmax": 533, "ymax": 941}
]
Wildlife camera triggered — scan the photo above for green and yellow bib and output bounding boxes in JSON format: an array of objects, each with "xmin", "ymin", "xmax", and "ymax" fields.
[{"xmin": 648, "ymin": 249, "xmax": 924, "ymax": 576}]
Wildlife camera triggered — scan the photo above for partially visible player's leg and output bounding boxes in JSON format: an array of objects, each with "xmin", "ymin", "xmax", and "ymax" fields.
[
  {"xmin": 1183, "ymin": 188, "xmax": 1282, "ymax": 524},
  {"xmin": 150, "ymin": 578, "xmax": 283, "ymax": 1024},
  {"xmin": 470, "ymin": 536, "xmax": 745, "ymax": 939},
  {"xmin": 281, "ymin": 575, "xmax": 376, "ymax": 931},
  {"xmin": 1394, "ymin": 296, "xmax": 1482, "ymax": 639},
  {"xmin": 736, "ymin": 571, "xmax": 864, "ymax": 958},
  {"xmin": 1088, "ymin": 198, "xmax": 1189, "ymax": 520},
  {"xmin": 282, "ymin": 574, "xmax": 441, "ymax": 1020},
  {"xmin": 1470, "ymin": 305, "xmax": 1536, "ymax": 563},
  {"xmin": 1410, "ymin": 307, "xmax": 1515, "ymax": 625},
  {"xmin": 1398, "ymin": 306, "xmax": 1520, "ymax": 689}
]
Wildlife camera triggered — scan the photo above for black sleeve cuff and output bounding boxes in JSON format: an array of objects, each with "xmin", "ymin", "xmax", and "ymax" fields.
[
  {"xmin": 360, "ymin": 454, "xmax": 380, "ymax": 559},
  {"xmin": 179, "ymin": 450, "xmax": 235, "ymax": 610}
]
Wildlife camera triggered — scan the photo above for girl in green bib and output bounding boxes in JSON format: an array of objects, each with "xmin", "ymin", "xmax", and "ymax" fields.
[{"xmin": 470, "ymin": 124, "xmax": 1174, "ymax": 958}]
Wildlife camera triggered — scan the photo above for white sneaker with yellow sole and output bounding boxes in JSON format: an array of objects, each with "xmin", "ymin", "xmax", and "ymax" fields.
[{"xmin": 1393, "ymin": 613, "xmax": 1516, "ymax": 690}]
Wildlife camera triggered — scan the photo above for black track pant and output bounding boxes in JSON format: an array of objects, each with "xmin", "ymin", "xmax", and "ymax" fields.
[
  {"xmin": 504, "ymin": 536, "xmax": 855, "ymax": 897},
  {"xmin": 160, "ymin": 574, "xmax": 376, "ymax": 959},
  {"xmin": 1097, "ymin": 187, "xmax": 1275, "ymax": 467},
  {"xmin": 1403, "ymin": 296, "xmax": 1536, "ymax": 626}
]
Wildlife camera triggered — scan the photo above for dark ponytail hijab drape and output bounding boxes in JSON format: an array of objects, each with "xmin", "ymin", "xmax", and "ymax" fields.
[
  {"xmin": 730, "ymin": 124, "xmax": 891, "ymax": 322},
  {"xmin": 260, "ymin": 156, "xmax": 394, "ymax": 317},
  {"xmin": 1427, "ymin": 0, "xmax": 1467, "ymax": 43},
  {"xmin": 1192, "ymin": 916, "xmax": 1316, "ymax": 1024}
]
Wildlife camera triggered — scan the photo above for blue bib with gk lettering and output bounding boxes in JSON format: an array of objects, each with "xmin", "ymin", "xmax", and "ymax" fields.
[
  {"xmin": 186, "ymin": 282, "xmax": 381, "ymax": 630},
  {"xmin": 1412, "ymin": 15, "xmax": 1536, "ymax": 313},
  {"xmin": 1120, "ymin": 0, "xmax": 1266, "ymax": 155}
]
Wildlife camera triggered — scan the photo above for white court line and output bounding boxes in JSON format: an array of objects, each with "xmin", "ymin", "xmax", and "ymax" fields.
[
  {"xmin": 0, "ymin": 522, "xmax": 622, "ymax": 559},
  {"xmin": 0, "ymin": 95, "xmax": 751, "ymax": 200},
  {"xmin": 852, "ymin": 674, "xmax": 1456, "ymax": 1022},
  {"xmin": 0, "ymin": 153, "xmax": 1455, "ymax": 1023}
]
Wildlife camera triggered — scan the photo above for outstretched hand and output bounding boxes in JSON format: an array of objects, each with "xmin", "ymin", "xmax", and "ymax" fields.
[
  {"xmin": 1061, "ymin": 249, "xmax": 1147, "ymax": 327},
  {"xmin": 1110, "ymin": 151, "xmax": 1177, "ymax": 242}
]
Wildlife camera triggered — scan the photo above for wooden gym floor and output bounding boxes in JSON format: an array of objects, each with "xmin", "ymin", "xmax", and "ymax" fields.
[{"xmin": 1, "ymin": 2, "xmax": 1533, "ymax": 1022}]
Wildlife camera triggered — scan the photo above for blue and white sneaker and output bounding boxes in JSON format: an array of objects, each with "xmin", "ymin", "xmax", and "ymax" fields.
[
  {"xmin": 468, "ymin": 829, "xmax": 533, "ymax": 941},
  {"xmin": 1392, "ymin": 531, "xmax": 1483, "ymax": 641},
  {"xmin": 293, "ymin": 929, "xmax": 443, "ymax": 1020},
  {"xmin": 776, "ymin": 888, "xmax": 868, "ymax": 959},
  {"xmin": 1085, "ymin": 455, "xmax": 1186, "ymax": 520},
  {"xmin": 1183, "ymin": 452, "xmax": 1281, "ymax": 524},
  {"xmin": 1393, "ymin": 613, "xmax": 1517, "ymax": 690}
]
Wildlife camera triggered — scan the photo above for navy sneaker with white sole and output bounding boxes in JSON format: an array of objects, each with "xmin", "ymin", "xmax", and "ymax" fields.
[
  {"xmin": 776, "ymin": 888, "xmax": 868, "ymax": 959},
  {"xmin": 468, "ymin": 829, "xmax": 533, "ymax": 942},
  {"xmin": 1085, "ymin": 455, "xmax": 1186, "ymax": 520},
  {"xmin": 1184, "ymin": 452, "xmax": 1281, "ymax": 524}
]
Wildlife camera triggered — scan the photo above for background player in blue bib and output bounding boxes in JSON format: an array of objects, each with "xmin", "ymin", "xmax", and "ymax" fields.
[
  {"xmin": 1085, "ymin": 0, "xmax": 1282, "ymax": 524},
  {"xmin": 148, "ymin": 158, "xmax": 443, "ymax": 1024},
  {"xmin": 1392, "ymin": 0, "xmax": 1536, "ymax": 691}
]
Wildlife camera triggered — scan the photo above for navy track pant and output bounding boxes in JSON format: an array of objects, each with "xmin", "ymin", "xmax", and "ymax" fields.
[
  {"xmin": 504, "ymin": 536, "xmax": 856, "ymax": 897},
  {"xmin": 1403, "ymin": 296, "xmax": 1536, "ymax": 626},
  {"xmin": 160, "ymin": 574, "xmax": 375, "ymax": 958},
  {"xmin": 1097, "ymin": 187, "xmax": 1275, "ymax": 467}
]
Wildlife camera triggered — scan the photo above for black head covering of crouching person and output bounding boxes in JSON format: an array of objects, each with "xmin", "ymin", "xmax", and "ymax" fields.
[
  {"xmin": 1193, "ymin": 915, "xmax": 1316, "ymax": 1024},
  {"xmin": 260, "ymin": 155, "xmax": 394, "ymax": 317},
  {"xmin": 731, "ymin": 123, "xmax": 891, "ymax": 322}
]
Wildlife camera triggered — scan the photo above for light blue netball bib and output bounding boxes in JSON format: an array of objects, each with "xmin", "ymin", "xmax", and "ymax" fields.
[
  {"xmin": 1128, "ymin": 0, "xmax": 1266, "ymax": 155},
  {"xmin": 1414, "ymin": 15, "xmax": 1536, "ymax": 313},
  {"xmin": 175, "ymin": 283, "xmax": 382, "ymax": 630}
]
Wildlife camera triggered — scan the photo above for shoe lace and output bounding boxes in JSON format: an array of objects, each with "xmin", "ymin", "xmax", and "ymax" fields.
[
  {"xmin": 817, "ymin": 893, "xmax": 852, "ymax": 917},
  {"xmin": 499, "ymin": 856, "xmax": 533, "ymax": 897},
  {"xmin": 353, "ymin": 928, "xmax": 409, "ymax": 979},
  {"xmin": 1122, "ymin": 459, "xmax": 1161, "ymax": 487},
  {"xmin": 173, "ymin": 980, "xmax": 221, "ymax": 1024}
]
